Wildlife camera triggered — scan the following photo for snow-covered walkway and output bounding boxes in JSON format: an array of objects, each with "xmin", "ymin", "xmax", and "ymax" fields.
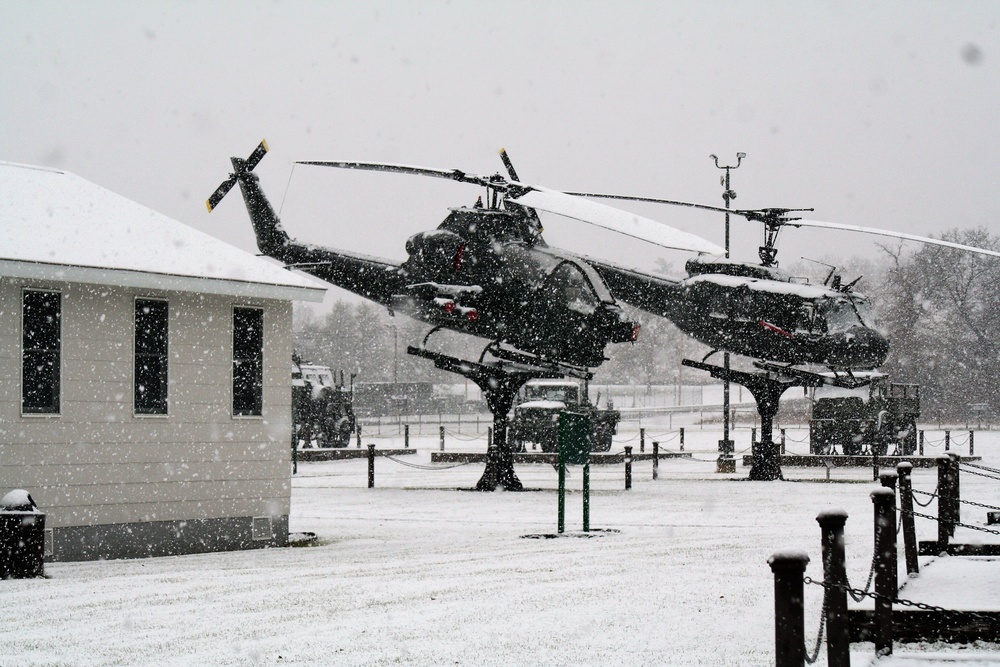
[{"xmin": 1, "ymin": 426, "xmax": 998, "ymax": 666}]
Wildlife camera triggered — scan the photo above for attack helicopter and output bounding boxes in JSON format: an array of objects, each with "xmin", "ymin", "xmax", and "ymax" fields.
[{"xmin": 206, "ymin": 141, "xmax": 721, "ymax": 371}]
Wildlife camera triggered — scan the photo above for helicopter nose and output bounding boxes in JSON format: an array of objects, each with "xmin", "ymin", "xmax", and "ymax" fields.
[
  {"xmin": 597, "ymin": 304, "xmax": 640, "ymax": 343},
  {"xmin": 833, "ymin": 326, "xmax": 890, "ymax": 369}
]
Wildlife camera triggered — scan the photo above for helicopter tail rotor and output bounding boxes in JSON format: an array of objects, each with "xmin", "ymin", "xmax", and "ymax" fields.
[{"xmin": 206, "ymin": 140, "xmax": 269, "ymax": 212}]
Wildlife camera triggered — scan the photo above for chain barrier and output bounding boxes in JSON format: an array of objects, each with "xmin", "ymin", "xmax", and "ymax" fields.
[
  {"xmin": 921, "ymin": 433, "xmax": 948, "ymax": 446},
  {"xmin": 803, "ymin": 543, "xmax": 832, "ymax": 664},
  {"xmin": 383, "ymin": 455, "xmax": 473, "ymax": 471},
  {"xmin": 961, "ymin": 460, "xmax": 1000, "ymax": 476},
  {"xmin": 900, "ymin": 507, "xmax": 1000, "ymax": 536},
  {"xmin": 442, "ymin": 429, "xmax": 488, "ymax": 442},
  {"xmin": 958, "ymin": 467, "xmax": 1000, "ymax": 483},
  {"xmin": 957, "ymin": 496, "xmax": 1000, "ymax": 512},
  {"xmin": 804, "ymin": 575, "xmax": 998, "ymax": 624},
  {"xmin": 644, "ymin": 431, "xmax": 681, "ymax": 443},
  {"xmin": 844, "ymin": 547, "xmax": 879, "ymax": 603},
  {"xmin": 672, "ymin": 454, "xmax": 729, "ymax": 464},
  {"xmin": 784, "ymin": 432, "xmax": 810, "ymax": 444},
  {"xmin": 912, "ymin": 487, "xmax": 939, "ymax": 508}
]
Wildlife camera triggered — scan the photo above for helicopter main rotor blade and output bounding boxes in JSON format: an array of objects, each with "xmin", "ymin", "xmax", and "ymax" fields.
[
  {"xmin": 790, "ymin": 219, "xmax": 1000, "ymax": 258},
  {"xmin": 510, "ymin": 188, "xmax": 724, "ymax": 255},
  {"xmin": 297, "ymin": 160, "xmax": 497, "ymax": 188},
  {"xmin": 562, "ymin": 190, "xmax": 736, "ymax": 216}
]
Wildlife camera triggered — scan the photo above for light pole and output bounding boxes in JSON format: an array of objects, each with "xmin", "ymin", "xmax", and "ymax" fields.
[{"xmin": 710, "ymin": 152, "xmax": 745, "ymax": 465}]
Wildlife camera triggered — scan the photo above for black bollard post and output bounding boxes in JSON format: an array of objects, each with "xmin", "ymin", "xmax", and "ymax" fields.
[
  {"xmin": 970, "ymin": 430, "xmax": 975, "ymax": 457},
  {"xmin": 919, "ymin": 430, "xmax": 924, "ymax": 456},
  {"xmin": 877, "ymin": 477, "xmax": 899, "ymax": 600},
  {"xmin": 751, "ymin": 426, "xmax": 757, "ymax": 446},
  {"xmin": 624, "ymin": 446, "xmax": 632, "ymax": 490},
  {"xmin": 356, "ymin": 424, "xmax": 362, "ymax": 448},
  {"xmin": 652, "ymin": 441, "xmax": 659, "ymax": 480},
  {"xmin": 439, "ymin": 425, "xmax": 445, "ymax": 452},
  {"xmin": 871, "ymin": 487, "xmax": 897, "ymax": 657},
  {"xmin": 872, "ymin": 443, "xmax": 880, "ymax": 481},
  {"xmin": 367, "ymin": 444, "xmax": 375, "ymax": 488},
  {"xmin": 879, "ymin": 472, "xmax": 897, "ymax": 492},
  {"xmin": 768, "ymin": 551, "xmax": 810, "ymax": 667},
  {"xmin": 487, "ymin": 427, "xmax": 493, "ymax": 449},
  {"xmin": 949, "ymin": 451, "xmax": 961, "ymax": 535},
  {"xmin": 897, "ymin": 462, "xmax": 919, "ymax": 575},
  {"xmin": 679, "ymin": 427, "xmax": 685, "ymax": 451},
  {"xmin": 404, "ymin": 424, "xmax": 410, "ymax": 449},
  {"xmin": 817, "ymin": 510, "xmax": 850, "ymax": 667},
  {"xmin": 640, "ymin": 428, "xmax": 645, "ymax": 453},
  {"xmin": 945, "ymin": 430, "xmax": 951, "ymax": 451},
  {"xmin": 937, "ymin": 455, "xmax": 953, "ymax": 546},
  {"xmin": 780, "ymin": 428, "xmax": 786, "ymax": 455}
]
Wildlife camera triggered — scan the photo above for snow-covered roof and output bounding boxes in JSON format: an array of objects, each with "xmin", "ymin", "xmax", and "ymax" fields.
[{"xmin": 0, "ymin": 162, "xmax": 326, "ymax": 302}]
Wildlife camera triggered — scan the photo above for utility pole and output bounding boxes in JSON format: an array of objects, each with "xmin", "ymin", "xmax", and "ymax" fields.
[{"xmin": 710, "ymin": 152, "xmax": 745, "ymax": 471}]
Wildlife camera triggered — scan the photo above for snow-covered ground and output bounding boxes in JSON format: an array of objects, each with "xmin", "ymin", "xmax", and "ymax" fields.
[{"xmin": 2, "ymin": 422, "xmax": 999, "ymax": 666}]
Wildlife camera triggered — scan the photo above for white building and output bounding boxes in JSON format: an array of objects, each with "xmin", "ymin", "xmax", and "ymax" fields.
[{"xmin": 0, "ymin": 162, "xmax": 326, "ymax": 561}]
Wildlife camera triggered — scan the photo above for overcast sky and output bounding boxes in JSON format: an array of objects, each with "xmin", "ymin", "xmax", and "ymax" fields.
[{"xmin": 3, "ymin": 1, "xmax": 998, "ymax": 308}]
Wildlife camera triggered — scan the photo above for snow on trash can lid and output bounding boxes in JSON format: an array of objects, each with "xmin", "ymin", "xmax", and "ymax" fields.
[{"xmin": 1, "ymin": 489, "xmax": 38, "ymax": 512}]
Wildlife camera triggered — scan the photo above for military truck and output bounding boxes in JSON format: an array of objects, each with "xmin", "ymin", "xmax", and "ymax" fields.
[
  {"xmin": 809, "ymin": 373, "xmax": 919, "ymax": 456},
  {"xmin": 509, "ymin": 378, "xmax": 620, "ymax": 453},
  {"xmin": 292, "ymin": 356, "xmax": 356, "ymax": 448}
]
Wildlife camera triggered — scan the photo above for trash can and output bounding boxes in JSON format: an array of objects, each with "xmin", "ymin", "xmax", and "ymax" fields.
[{"xmin": 1, "ymin": 489, "xmax": 46, "ymax": 579}]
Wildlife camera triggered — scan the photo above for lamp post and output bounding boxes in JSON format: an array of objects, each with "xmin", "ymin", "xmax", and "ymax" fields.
[{"xmin": 710, "ymin": 152, "xmax": 745, "ymax": 465}]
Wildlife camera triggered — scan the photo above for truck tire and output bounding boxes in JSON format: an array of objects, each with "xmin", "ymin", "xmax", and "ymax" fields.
[{"xmin": 590, "ymin": 425, "xmax": 613, "ymax": 452}]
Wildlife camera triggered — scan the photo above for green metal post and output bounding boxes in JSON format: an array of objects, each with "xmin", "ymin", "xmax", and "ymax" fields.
[
  {"xmin": 558, "ymin": 457, "xmax": 566, "ymax": 534},
  {"xmin": 583, "ymin": 463, "xmax": 590, "ymax": 532}
]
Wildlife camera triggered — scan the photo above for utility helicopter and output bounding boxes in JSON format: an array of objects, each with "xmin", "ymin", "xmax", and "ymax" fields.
[
  {"xmin": 206, "ymin": 141, "xmax": 721, "ymax": 371},
  {"xmin": 555, "ymin": 184, "xmax": 1000, "ymax": 374}
]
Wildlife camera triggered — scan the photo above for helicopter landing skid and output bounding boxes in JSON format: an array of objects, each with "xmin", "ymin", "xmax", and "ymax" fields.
[
  {"xmin": 407, "ymin": 345, "xmax": 562, "ymax": 491},
  {"xmin": 682, "ymin": 359, "xmax": 832, "ymax": 481}
]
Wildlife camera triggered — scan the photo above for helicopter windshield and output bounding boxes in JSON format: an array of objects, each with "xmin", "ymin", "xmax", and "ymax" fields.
[
  {"xmin": 524, "ymin": 383, "xmax": 578, "ymax": 404},
  {"xmin": 545, "ymin": 262, "xmax": 600, "ymax": 315},
  {"xmin": 820, "ymin": 298, "xmax": 864, "ymax": 333}
]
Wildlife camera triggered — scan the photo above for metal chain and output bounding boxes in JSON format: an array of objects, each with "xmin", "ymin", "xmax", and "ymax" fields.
[
  {"xmin": 804, "ymin": 576, "xmax": 997, "ymax": 622},
  {"xmin": 961, "ymin": 460, "xmax": 1000, "ymax": 475},
  {"xmin": 442, "ymin": 429, "xmax": 487, "ymax": 442},
  {"xmin": 844, "ymin": 547, "xmax": 879, "ymax": 602},
  {"xmin": 901, "ymin": 507, "xmax": 1000, "ymax": 536},
  {"xmin": 958, "ymin": 467, "xmax": 1000, "ymax": 482},
  {"xmin": 803, "ymin": 542, "xmax": 833, "ymax": 664},
  {"xmin": 383, "ymin": 455, "xmax": 472, "ymax": 471},
  {"xmin": 957, "ymin": 496, "xmax": 1000, "ymax": 512},
  {"xmin": 912, "ymin": 488, "xmax": 939, "ymax": 508}
]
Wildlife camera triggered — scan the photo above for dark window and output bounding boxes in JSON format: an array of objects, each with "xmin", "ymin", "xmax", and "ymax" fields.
[
  {"xmin": 22, "ymin": 290, "xmax": 61, "ymax": 414},
  {"xmin": 135, "ymin": 299, "xmax": 168, "ymax": 415},
  {"xmin": 233, "ymin": 307, "xmax": 263, "ymax": 416}
]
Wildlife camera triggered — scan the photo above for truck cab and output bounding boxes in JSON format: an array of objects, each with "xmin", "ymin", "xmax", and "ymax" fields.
[{"xmin": 509, "ymin": 378, "xmax": 619, "ymax": 453}]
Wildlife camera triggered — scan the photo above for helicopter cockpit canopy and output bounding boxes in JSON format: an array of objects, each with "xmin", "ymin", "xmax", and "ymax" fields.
[
  {"xmin": 816, "ymin": 296, "xmax": 876, "ymax": 333},
  {"xmin": 544, "ymin": 261, "xmax": 601, "ymax": 315}
]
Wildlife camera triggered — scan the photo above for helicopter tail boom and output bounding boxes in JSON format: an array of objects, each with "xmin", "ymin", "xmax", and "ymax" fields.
[{"xmin": 206, "ymin": 140, "xmax": 293, "ymax": 259}]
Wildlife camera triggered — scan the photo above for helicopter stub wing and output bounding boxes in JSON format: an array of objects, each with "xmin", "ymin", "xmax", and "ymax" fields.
[
  {"xmin": 790, "ymin": 219, "xmax": 1000, "ymax": 259},
  {"xmin": 509, "ymin": 188, "xmax": 723, "ymax": 255}
]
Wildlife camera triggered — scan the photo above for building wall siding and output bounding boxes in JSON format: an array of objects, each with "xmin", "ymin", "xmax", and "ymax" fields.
[{"xmin": 0, "ymin": 278, "xmax": 294, "ymax": 561}]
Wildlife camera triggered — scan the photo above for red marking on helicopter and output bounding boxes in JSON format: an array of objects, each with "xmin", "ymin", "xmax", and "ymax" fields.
[
  {"xmin": 759, "ymin": 320, "xmax": 792, "ymax": 338},
  {"xmin": 631, "ymin": 324, "xmax": 641, "ymax": 342}
]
